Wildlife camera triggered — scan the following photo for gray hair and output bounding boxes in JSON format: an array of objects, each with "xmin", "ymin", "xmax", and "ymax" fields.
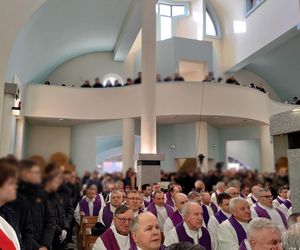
[
  {"xmin": 187, "ymin": 191, "xmax": 201, "ymax": 201},
  {"xmin": 288, "ymin": 212, "xmax": 300, "ymax": 227},
  {"xmin": 130, "ymin": 214, "xmax": 139, "ymax": 232},
  {"xmin": 229, "ymin": 197, "xmax": 248, "ymax": 213},
  {"xmin": 115, "ymin": 204, "xmax": 131, "ymax": 216},
  {"xmin": 182, "ymin": 201, "xmax": 200, "ymax": 217},
  {"xmin": 247, "ymin": 218, "xmax": 280, "ymax": 240},
  {"xmin": 228, "ymin": 179, "xmax": 241, "ymax": 188},
  {"xmin": 282, "ymin": 223, "xmax": 300, "ymax": 249},
  {"xmin": 216, "ymin": 181, "xmax": 225, "ymax": 190}
]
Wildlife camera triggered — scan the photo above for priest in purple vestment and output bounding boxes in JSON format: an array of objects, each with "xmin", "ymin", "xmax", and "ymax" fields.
[
  {"xmin": 163, "ymin": 193, "xmax": 188, "ymax": 235},
  {"xmin": 164, "ymin": 201, "xmax": 214, "ymax": 250},
  {"xmin": 93, "ymin": 204, "xmax": 137, "ymax": 250},
  {"xmin": 165, "ymin": 184, "xmax": 181, "ymax": 209},
  {"xmin": 272, "ymin": 186, "xmax": 288, "ymax": 209},
  {"xmin": 218, "ymin": 197, "xmax": 251, "ymax": 250},
  {"xmin": 239, "ymin": 218, "xmax": 282, "ymax": 250},
  {"xmin": 131, "ymin": 212, "xmax": 164, "ymax": 250}
]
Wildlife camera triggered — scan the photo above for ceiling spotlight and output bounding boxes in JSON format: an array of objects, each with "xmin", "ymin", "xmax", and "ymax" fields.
[{"xmin": 292, "ymin": 108, "xmax": 300, "ymax": 112}]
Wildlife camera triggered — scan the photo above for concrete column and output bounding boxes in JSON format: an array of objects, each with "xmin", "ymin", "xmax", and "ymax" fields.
[
  {"xmin": 141, "ymin": 0, "xmax": 156, "ymax": 154},
  {"xmin": 0, "ymin": 94, "xmax": 14, "ymax": 156},
  {"xmin": 195, "ymin": 121, "xmax": 208, "ymax": 172},
  {"xmin": 260, "ymin": 124, "xmax": 275, "ymax": 172},
  {"xmin": 287, "ymin": 149, "xmax": 300, "ymax": 213},
  {"xmin": 14, "ymin": 117, "xmax": 25, "ymax": 159},
  {"xmin": 122, "ymin": 118, "xmax": 135, "ymax": 174}
]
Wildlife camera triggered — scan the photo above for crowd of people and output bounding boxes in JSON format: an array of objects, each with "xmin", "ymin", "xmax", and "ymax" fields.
[{"xmin": 0, "ymin": 153, "xmax": 298, "ymax": 250}]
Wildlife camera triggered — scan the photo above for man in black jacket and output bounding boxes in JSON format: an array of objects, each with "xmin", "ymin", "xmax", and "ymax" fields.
[{"xmin": 18, "ymin": 160, "xmax": 55, "ymax": 250}]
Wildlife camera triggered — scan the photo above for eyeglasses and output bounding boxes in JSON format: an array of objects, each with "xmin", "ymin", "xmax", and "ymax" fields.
[
  {"xmin": 115, "ymin": 215, "xmax": 132, "ymax": 223},
  {"xmin": 126, "ymin": 197, "xmax": 141, "ymax": 201},
  {"xmin": 260, "ymin": 195, "xmax": 273, "ymax": 199}
]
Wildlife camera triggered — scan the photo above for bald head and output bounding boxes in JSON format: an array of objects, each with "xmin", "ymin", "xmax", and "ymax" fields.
[{"xmin": 174, "ymin": 193, "xmax": 188, "ymax": 212}]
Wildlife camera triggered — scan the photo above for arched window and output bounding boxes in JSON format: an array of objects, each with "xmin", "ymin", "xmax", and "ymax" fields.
[
  {"xmin": 205, "ymin": 2, "xmax": 221, "ymax": 38},
  {"xmin": 102, "ymin": 73, "xmax": 124, "ymax": 87}
]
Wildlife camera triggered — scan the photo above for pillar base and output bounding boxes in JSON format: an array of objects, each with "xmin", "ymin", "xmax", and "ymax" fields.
[{"xmin": 136, "ymin": 153, "xmax": 164, "ymax": 186}]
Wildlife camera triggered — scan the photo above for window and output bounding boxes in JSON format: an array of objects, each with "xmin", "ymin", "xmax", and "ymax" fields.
[
  {"xmin": 102, "ymin": 73, "xmax": 124, "ymax": 87},
  {"xmin": 204, "ymin": 3, "xmax": 221, "ymax": 38},
  {"xmin": 205, "ymin": 11, "xmax": 217, "ymax": 36},
  {"xmin": 244, "ymin": 0, "xmax": 266, "ymax": 17},
  {"xmin": 156, "ymin": 1, "xmax": 189, "ymax": 40}
]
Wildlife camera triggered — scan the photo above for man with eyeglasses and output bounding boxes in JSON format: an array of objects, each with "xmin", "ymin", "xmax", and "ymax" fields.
[
  {"xmin": 93, "ymin": 204, "xmax": 136, "ymax": 250},
  {"xmin": 250, "ymin": 188, "xmax": 288, "ymax": 233},
  {"xmin": 239, "ymin": 218, "xmax": 282, "ymax": 250},
  {"xmin": 126, "ymin": 190, "xmax": 144, "ymax": 217},
  {"xmin": 163, "ymin": 193, "xmax": 188, "ymax": 235}
]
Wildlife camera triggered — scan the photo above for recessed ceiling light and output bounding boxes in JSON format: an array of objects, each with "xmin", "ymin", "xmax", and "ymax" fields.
[{"xmin": 292, "ymin": 108, "xmax": 300, "ymax": 112}]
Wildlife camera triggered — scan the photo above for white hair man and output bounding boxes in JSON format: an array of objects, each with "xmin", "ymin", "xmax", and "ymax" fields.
[
  {"xmin": 239, "ymin": 218, "xmax": 282, "ymax": 250},
  {"xmin": 218, "ymin": 197, "xmax": 251, "ymax": 250},
  {"xmin": 163, "ymin": 193, "xmax": 188, "ymax": 235},
  {"xmin": 164, "ymin": 201, "xmax": 214, "ymax": 250},
  {"xmin": 131, "ymin": 212, "xmax": 164, "ymax": 250},
  {"xmin": 250, "ymin": 188, "xmax": 288, "ymax": 233},
  {"xmin": 247, "ymin": 186, "xmax": 261, "ymax": 206},
  {"xmin": 279, "ymin": 190, "xmax": 292, "ymax": 219},
  {"xmin": 282, "ymin": 223, "xmax": 300, "ymax": 250},
  {"xmin": 211, "ymin": 181, "xmax": 226, "ymax": 205},
  {"xmin": 207, "ymin": 193, "xmax": 232, "ymax": 239},
  {"xmin": 226, "ymin": 186, "xmax": 240, "ymax": 198},
  {"xmin": 93, "ymin": 205, "xmax": 136, "ymax": 250},
  {"xmin": 97, "ymin": 189, "xmax": 123, "ymax": 227},
  {"xmin": 273, "ymin": 186, "xmax": 288, "ymax": 209}
]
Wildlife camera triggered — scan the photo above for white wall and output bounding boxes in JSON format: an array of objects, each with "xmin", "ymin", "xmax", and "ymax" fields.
[
  {"xmin": 70, "ymin": 120, "xmax": 122, "ymax": 175},
  {"xmin": 27, "ymin": 125, "xmax": 71, "ymax": 161},
  {"xmin": 47, "ymin": 52, "xmax": 128, "ymax": 86},
  {"xmin": 209, "ymin": 0, "xmax": 300, "ymax": 71}
]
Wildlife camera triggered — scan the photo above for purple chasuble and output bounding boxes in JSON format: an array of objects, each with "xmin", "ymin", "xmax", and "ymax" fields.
[
  {"xmin": 214, "ymin": 210, "xmax": 228, "ymax": 224},
  {"xmin": 79, "ymin": 195, "xmax": 101, "ymax": 216},
  {"xmin": 254, "ymin": 204, "xmax": 288, "ymax": 229},
  {"xmin": 170, "ymin": 210, "xmax": 183, "ymax": 227},
  {"xmin": 147, "ymin": 202, "xmax": 174, "ymax": 218},
  {"xmin": 202, "ymin": 205, "xmax": 210, "ymax": 225},
  {"xmin": 228, "ymin": 216, "xmax": 247, "ymax": 245},
  {"xmin": 239, "ymin": 240, "xmax": 248, "ymax": 250},
  {"xmin": 100, "ymin": 228, "xmax": 136, "ymax": 250},
  {"xmin": 166, "ymin": 192, "xmax": 175, "ymax": 208},
  {"xmin": 283, "ymin": 199, "xmax": 291, "ymax": 209},
  {"xmin": 210, "ymin": 202, "xmax": 218, "ymax": 214},
  {"xmin": 102, "ymin": 203, "xmax": 113, "ymax": 227},
  {"xmin": 276, "ymin": 196, "xmax": 284, "ymax": 205},
  {"xmin": 174, "ymin": 222, "xmax": 212, "ymax": 250}
]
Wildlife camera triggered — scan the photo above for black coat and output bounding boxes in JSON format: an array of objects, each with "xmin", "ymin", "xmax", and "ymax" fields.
[
  {"xmin": 57, "ymin": 184, "xmax": 74, "ymax": 229},
  {"xmin": 8, "ymin": 193, "xmax": 34, "ymax": 250},
  {"xmin": 18, "ymin": 182, "xmax": 55, "ymax": 250}
]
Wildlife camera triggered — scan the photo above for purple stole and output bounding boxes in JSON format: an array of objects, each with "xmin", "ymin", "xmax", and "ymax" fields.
[
  {"xmin": 276, "ymin": 196, "xmax": 284, "ymax": 205},
  {"xmin": 240, "ymin": 193, "xmax": 246, "ymax": 199},
  {"xmin": 202, "ymin": 205, "xmax": 211, "ymax": 225},
  {"xmin": 253, "ymin": 204, "xmax": 288, "ymax": 229},
  {"xmin": 100, "ymin": 228, "xmax": 136, "ymax": 250},
  {"xmin": 228, "ymin": 216, "xmax": 247, "ymax": 245},
  {"xmin": 147, "ymin": 202, "xmax": 174, "ymax": 218},
  {"xmin": 282, "ymin": 199, "xmax": 291, "ymax": 209},
  {"xmin": 79, "ymin": 195, "xmax": 101, "ymax": 216},
  {"xmin": 144, "ymin": 199, "xmax": 152, "ymax": 208},
  {"xmin": 239, "ymin": 240, "xmax": 248, "ymax": 250},
  {"xmin": 165, "ymin": 192, "xmax": 174, "ymax": 208},
  {"xmin": 102, "ymin": 203, "xmax": 113, "ymax": 227},
  {"xmin": 250, "ymin": 196, "xmax": 257, "ymax": 204},
  {"xmin": 210, "ymin": 202, "xmax": 218, "ymax": 214},
  {"xmin": 170, "ymin": 210, "xmax": 183, "ymax": 227},
  {"xmin": 175, "ymin": 222, "xmax": 212, "ymax": 250},
  {"xmin": 214, "ymin": 210, "xmax": 228, "ymax": 224}
]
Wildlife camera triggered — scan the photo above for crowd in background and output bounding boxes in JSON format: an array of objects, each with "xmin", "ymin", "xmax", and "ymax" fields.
[{"xmin": 1, "ymin": 152, "xmax": 299, "ymax": 250}]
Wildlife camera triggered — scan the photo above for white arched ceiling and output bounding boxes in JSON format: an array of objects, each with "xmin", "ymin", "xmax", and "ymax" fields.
[{"xmin": 5, "ymin": 0, "xmax": 132, "ymax": 84}]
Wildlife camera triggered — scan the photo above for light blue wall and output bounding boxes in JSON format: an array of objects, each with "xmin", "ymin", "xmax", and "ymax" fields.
[
  {"xmin": 70, "ymin": 120, "xmax": 122, "ymax": 175},
  {"xmin": 207, "ymin": 124, "xmax": 220, "ymax": 162},
  {"xmin": 227, "ymin": 140, "xmax": 260, "ymax": 170},
  {"xmin": 157, "ymin": 122, "xmax": 197, "ymax": 172}
]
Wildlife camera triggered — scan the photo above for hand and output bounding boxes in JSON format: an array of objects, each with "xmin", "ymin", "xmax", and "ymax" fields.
[
  {"xmin": 39, "ymin": 247, "xmax": 48, "ymax": 250},
  {"xmin": 59, "ymin": 230, "xmax": 67, "ymax": 243}
]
